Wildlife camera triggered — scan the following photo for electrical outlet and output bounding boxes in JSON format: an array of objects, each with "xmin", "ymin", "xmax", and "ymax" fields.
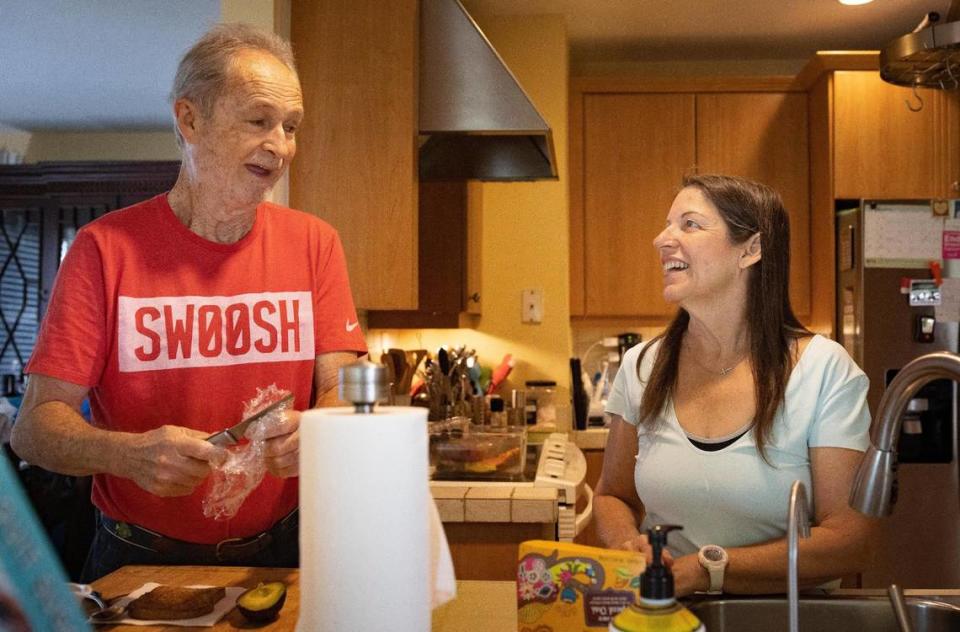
[{"xmin": 522, "ymin": 288, "xmax": 543, "ymax": 323}]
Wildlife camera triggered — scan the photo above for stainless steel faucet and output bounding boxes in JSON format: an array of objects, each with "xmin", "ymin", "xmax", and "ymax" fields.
[
  {"xmin": 788, "ymin": 480, "xmax": 811, "ymax": 632},
  {"xmin": 849, "ymin": 351, "xmax": 960, "ymax": 516}
]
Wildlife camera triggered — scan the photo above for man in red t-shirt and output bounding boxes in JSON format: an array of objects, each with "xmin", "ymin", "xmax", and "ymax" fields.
[{"xmin": 11, "ymin": 24, "xmax": 367, "ymax": 580}]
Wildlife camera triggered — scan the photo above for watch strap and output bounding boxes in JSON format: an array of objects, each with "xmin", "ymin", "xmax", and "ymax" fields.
[{"xmin": 706, "ymin": 563, "xmax": 723, "ymax": 594}]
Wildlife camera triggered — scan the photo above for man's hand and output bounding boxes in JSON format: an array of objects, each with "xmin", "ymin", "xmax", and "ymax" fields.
[
  {"xmin": 260, "ymin": 409, "xmax": 300, "ymax": 478},
  {"xmin": 123, "ymin": 425, "xmax": 226, "ymax": 497}
]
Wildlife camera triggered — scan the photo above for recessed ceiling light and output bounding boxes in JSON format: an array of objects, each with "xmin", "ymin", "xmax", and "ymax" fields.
[{"xmin": 838, "ymin": 0, "xmax": 874, "ymax": 5}]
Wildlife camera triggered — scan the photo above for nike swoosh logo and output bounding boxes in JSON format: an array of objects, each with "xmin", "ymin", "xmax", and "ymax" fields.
[{"xmin": 345, "ymin": 320, "xmax": 360, "ymax": 332}]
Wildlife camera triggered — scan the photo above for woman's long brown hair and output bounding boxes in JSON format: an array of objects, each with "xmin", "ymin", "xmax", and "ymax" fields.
[{"xmin": 635, "ymin": 174, "xmax": 810, "ymax": 460}]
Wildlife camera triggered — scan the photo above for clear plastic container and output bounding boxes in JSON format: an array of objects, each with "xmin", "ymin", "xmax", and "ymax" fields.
[
  {"xmin": 525, "ymin": 380, "xmax": 557, "ymax": 429},
  {"xmin": 430, "ymin": 423, "xmax": 527, "ymax": 480}
]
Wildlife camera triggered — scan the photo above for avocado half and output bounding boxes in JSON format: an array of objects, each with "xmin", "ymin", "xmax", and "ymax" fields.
[{"xmin": 237, "ymin": 582, "xmax": 287, "ymax": 622}]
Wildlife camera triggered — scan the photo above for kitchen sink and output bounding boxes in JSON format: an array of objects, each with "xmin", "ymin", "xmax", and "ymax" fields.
[{"xmin": 686, "ymin": 596, "xmax": 960, "ymax": 632}]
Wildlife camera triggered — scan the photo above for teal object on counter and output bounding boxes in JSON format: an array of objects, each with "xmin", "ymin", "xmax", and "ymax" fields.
[{"xmin": 0, "ymin": 455, "xmax": 91, "ymax": 631}]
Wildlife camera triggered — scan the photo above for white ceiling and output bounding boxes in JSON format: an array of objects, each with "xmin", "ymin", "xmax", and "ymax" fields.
[
  {"xmin": 466, "ymin": 0, "xmax": 953, "ymax": 63},
  {"xmin": 0, "ymin": 0, "xmax": 951, "ymax": 132}
]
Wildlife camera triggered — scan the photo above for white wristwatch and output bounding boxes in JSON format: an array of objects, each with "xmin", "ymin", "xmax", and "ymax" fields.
[{"xmin": 698, "ymin": 544, "xmax": 728, "ymax": 594}]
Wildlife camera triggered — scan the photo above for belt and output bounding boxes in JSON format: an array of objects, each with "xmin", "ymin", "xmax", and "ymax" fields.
[{"xmin": 100, "ymin": 509, "xmax": 298, "ymax": 563}]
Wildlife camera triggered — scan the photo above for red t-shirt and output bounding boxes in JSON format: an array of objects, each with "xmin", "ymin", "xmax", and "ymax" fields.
[{"xmin": 26, "ymin": 194, "xmax": 367, "ymax": 543}]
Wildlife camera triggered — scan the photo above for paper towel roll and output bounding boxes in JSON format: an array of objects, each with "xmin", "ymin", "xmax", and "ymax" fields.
[{"xmin": 297, "ymin": 405, "xmax": 430, "ymax": 631}]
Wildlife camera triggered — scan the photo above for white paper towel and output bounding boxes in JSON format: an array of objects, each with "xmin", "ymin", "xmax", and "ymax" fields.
[{"xmin": 297, "ymin": 406, "xmax": 454, "ymax": 631}]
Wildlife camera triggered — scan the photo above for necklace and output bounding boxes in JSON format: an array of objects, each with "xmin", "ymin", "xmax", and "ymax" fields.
[{"xmin": 683, "ymin": 344, "xmax": 747, "ymax": 377}]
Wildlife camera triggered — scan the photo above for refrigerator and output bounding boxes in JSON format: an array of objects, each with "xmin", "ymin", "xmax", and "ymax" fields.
[{"xmin": 836, "ymin": 201, "xmax": 960, "ymax": 588}]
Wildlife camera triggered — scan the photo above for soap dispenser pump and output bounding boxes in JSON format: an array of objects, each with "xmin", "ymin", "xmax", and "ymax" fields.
[{"xmin": 609, "ymin": 525, "xmax": 705, "ymax": 632}]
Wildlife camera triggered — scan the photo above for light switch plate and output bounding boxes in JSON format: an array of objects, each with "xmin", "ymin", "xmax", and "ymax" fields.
[{"xmin": 522, "ymin": 288, "xmax": 543, "ymax": 323}]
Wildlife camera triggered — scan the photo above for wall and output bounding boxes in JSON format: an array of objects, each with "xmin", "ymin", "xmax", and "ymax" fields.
[
  {"xmin": 24, "ymin": 132, "xmax": 180, "ymax": 162},
  {"xmin": 367, "ymin": 14, "xmax": 573, "ymax": 413}
]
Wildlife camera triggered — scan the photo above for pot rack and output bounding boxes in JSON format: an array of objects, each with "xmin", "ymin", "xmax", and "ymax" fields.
[{"xmin": 880, "ymin": 18, "xmax": 960, "ymax": 91}]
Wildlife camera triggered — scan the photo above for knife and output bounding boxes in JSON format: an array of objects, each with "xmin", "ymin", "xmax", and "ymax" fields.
[{"xmin": 206, "ymin": 393, "xmax": 295, "ymax": 446}]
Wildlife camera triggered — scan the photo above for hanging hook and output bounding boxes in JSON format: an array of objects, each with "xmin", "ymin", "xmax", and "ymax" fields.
[{"xmin": 905, "ymin": 83, "xmax": 924, "ymax": 112}]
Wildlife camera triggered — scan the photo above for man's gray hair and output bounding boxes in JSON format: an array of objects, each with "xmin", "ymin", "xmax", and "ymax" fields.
[{"xmin": 170, "ymin": 23, "xmax": 298, "ymax": 146}]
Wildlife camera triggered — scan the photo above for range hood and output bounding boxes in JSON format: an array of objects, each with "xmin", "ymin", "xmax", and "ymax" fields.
[
  {"xmin": 881, "ymin": 11, "xmax": 960, "ymax": 89},
  {"xmin": 419, "ymin": 0, "xmax": 558, "ymax": 181}
]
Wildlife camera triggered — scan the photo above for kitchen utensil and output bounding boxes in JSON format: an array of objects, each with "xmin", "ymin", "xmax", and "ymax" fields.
[
  {"xmin": 88, "ymin": 600, "xmax": 129, "ymax": 623},
  {"xmin": 437, "ymin": 347, "xmax": 450, "ymax": 376},
  {"xmin": 408, "ymin": 349, "xmax": 427, "ymax": 371},
  {"xmin": 467, "ymin": 356, "xmax": 483, "ymax": 395},
  {"xmin": 486, "ymin": 354, "xmax": 514, "ymax": 394},
  {"xmin": 388, "ymin": 348, "xmax": 410, "ymax": 394},
  {"xmin": 206, "ymin": 393, "xmax": 294, "ymax": 446},
  {"xmin": 379, "ymin": 352, "xmax": 397, "ymax": 390},
  {"xmin": 69, "ymin": 583, "xmax": 106, "ymax": 610}
]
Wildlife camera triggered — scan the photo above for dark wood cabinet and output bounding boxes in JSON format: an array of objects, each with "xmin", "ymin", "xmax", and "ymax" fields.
[
  {"xmin": 0, "ymin": 161, "xmax": 179, "ymax": 371},
  {"xmin": 366, "ymin": 180, "xmax": 475, "ymax": 328}
]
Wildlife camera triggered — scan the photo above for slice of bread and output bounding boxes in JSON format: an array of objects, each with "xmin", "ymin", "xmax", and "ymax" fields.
[{"xmin": 128, "ymin": 585, "xmax": 226, "ymax": 620}]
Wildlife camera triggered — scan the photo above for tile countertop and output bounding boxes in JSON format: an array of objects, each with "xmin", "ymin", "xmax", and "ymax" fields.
[
  {"xmin": 430, "ymin": 484, "xmax": 558, "ymax": 523},
  {"xmin": 430, "ymin": 428, "xmax": 609, "ymax": 523}
]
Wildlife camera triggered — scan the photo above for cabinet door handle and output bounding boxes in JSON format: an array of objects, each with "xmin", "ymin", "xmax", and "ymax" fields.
[
  {"xmin": 952, "ymin": 181, "xmax": 959, "ymax": 192},
  {"xmin": 468, "ymin": 292, "xmax": 481, "ymax": 303}
]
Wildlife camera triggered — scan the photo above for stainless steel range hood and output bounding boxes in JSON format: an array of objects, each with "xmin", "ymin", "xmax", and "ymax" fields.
[{"xmin": 419, "ymin": 0, "xmax": 558, "ymax": 181}]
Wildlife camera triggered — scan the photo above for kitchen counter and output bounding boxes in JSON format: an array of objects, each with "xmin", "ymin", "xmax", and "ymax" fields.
[
  {"xmin": 430, "ymin": 482, "xmax": 558, "ymax": 523},
  {"xmin": 90, "ymin": 565, "xmax": 517, "ymax": 631},
  {"xmin": 88, "ymin": 566, "xmax": 960, "ymax": 630}
]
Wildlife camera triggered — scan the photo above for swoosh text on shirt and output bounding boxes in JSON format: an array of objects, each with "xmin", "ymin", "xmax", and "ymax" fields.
[{"xmin": 346, "ymin": 320, "xmax": 360, "ymax": 332}]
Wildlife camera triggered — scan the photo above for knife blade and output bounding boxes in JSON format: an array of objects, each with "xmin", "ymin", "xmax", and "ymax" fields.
[{"xmin": 206, "ymin": 393, "xmax": 294, "ymax": 446}]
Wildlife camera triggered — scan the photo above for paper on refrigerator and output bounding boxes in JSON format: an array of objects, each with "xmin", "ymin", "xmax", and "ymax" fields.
[
  {"xmin": 863, "ymin": 203, "xmax": 943, "ymax": 268},
  {"xmin": 935, "ymin": 278, "xmax": 960, "ymax": 322}
]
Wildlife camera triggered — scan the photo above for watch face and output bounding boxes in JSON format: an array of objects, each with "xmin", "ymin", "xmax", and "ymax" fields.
[{"xmin": 703, "ymin": 547, "xmax": 724, "ymax": 562}]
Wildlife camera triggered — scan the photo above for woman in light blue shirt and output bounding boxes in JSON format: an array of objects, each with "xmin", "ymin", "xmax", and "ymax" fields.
[{"xmin": 594, "ymin": 174, "xmax": 876, "ymax": 596}]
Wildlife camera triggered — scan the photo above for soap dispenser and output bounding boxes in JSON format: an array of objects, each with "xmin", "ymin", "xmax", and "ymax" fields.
[{"xmin": 609, "ymin": 525, "xmax": 705, "ymax": 632}]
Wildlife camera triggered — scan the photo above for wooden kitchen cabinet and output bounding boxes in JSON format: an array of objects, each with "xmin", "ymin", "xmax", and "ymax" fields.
[
  {"xmin": 832, "ymin": 71, "xmax": 959, "ymax": 199},
  {"xmin": 696, "ymin": 92, "xmax": 810, "ymax": 318},
  {"xmin": 570, "ymin": 78, "xmax": 811, "ymax": 320},
  {"xmin": 799, "ymin": 53, "xmax": 960, "ymax": 335},
  {"xmin": 366, "ymin": 180, "xmax": 483, "ymax": 328},
  {"xmin": 290, "ymin": 2, "xmax": 485, "ymax": 319},
  {"xmin": 290, "ymin": 1, "xmax": 418, "ymax": 311},
  {"xmin": 579, "ymin": 92, "xmax": 695, "ymax": 318}
]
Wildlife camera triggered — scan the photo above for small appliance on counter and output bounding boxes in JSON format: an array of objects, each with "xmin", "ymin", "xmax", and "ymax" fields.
[{"xmin": 575, "ymin": 332, "xmax": 642, "ymax": 427}]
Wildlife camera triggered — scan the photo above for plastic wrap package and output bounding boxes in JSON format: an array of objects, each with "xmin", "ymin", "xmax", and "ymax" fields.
[{"xmin": 202, "ymin": 385, "xmax": 293, "ymax": 520}]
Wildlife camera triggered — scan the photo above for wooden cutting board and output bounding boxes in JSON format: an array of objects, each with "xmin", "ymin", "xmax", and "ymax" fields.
[
  {"xmin": 91, "ymin": 565, "xmax": 299, "ymax": 631},
  {"xmin": 91, "ymin": 565, "xmax": 516, "ymax": 631}
]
